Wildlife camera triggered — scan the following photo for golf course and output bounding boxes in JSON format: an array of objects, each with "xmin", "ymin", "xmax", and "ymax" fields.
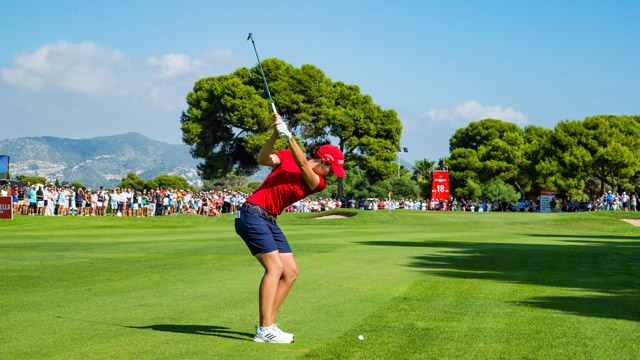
[{"xmin": 1, "ymin": 210, "xmax": 639, "ymax": 359}]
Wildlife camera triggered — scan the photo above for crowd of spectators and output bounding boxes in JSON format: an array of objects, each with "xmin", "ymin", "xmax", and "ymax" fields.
[
  {"xmin": 333, "ymin": 192, "xmax": 638, "ymax": 213},
  {"xmin": 1, "ymin": 181, "xmax": 249, "ymax": 217},
  {"xmin": 419, "ymin": 191, "xmax": 637, "ymax": 213},
  {"xmin": 2, "ymin": 182, "xmax": 637, "ymax": 217},
  {"xmin": 284, "ymin": 198, "xmax": 447, "ymax": 212},
  {"xmin": 560, "ymin": 190, "xmax": 638, "ymax": 212}
]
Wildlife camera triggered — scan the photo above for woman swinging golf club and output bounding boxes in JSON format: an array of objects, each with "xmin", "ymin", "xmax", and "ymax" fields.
[{"xmin": 235, "ymin": 113, "xmax": 346, "ymax": 343}]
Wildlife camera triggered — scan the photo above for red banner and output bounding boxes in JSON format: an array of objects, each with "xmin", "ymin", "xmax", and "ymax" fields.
[
  {"xmin": 0, "ymin": 196, "xmax": 12, "ymax": 220},
  {"xmin": 431, "ymin": 171, "xmax": 450, "ymax": 210}
]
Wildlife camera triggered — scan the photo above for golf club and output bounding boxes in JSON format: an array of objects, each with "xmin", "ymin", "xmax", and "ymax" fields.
[{"xmin": 247, "ymin": 33, "xmax": 277, "ymax": 114}]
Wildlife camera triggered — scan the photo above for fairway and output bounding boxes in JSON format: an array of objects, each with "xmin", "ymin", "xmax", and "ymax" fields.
[{"xmin": 1, "ymin": 211, "xmax": 639, "ymax": 359}]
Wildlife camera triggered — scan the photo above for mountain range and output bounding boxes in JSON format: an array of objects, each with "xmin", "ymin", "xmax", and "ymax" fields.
[
  {"xmin": 0, "ymin": 133, "xmax": 203, "ymax": 188},
  {"xmin": 0, "ymin": 133, "xmax": 413, "ymax": 189}
]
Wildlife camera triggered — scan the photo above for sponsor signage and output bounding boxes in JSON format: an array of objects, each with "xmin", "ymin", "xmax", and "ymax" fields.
[
  {"xmin": 431, "ymin": 170, "xmax": 451, "ymax": 210},
  {"xmin": 0, "ymin": 196, "xmax": 12, "ymax": 220},
  {"xmin": 540, "ymin": 190, "xmax": 556, "ymax": 213}
]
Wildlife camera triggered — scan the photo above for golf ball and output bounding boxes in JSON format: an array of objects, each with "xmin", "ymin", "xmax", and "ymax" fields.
[{"xmin": 358, "ymin": 335, "xmax": 364, "ymax": 340}]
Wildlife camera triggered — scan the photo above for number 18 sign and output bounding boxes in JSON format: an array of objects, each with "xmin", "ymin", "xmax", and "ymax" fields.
[{"xmin": 431, "ymin": 170, "xmax": 451, "ymax": 204}]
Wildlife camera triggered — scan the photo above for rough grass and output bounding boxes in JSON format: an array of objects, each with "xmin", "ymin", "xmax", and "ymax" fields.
[{"xmin": 1, "ymin": 211, "xmax": 639, "ymax": 359}]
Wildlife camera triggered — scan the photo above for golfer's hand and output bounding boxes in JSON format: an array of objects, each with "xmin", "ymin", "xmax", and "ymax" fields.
[
  {"xmin": 272, "ymin": 113, "xmax": 284, "ymax": 125},
  {"xmin": 272, "ymin": 114, "xmax": 292, "ymax": 140}
]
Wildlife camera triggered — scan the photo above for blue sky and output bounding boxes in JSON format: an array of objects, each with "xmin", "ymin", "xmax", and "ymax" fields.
[{"xmin": 1, "ymin": 0, "xmax": 638, "ymax": 164}]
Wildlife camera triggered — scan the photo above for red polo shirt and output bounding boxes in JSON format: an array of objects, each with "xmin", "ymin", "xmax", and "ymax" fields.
[{"xmin": 247, "ymin": 150, "xmax": 326, "ymax": 215}]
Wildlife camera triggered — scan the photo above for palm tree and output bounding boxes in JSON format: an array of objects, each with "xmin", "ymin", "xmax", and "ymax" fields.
[
  {"xmin": 412, "ymin": 158, "xmax": 436, "ymax": 198},
  {"xmin": 413, "ymin": 158, "xmax": 435, "ymax": 180}
]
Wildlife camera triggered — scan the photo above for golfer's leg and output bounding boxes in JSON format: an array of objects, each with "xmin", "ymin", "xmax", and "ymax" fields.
[
  {"xmin": 255, "ymin": 251, "xmax": 284, "ymax": 327},
  {"xmin": 270, "ymin": 252, "xmax": 298, "ymax": 324}
]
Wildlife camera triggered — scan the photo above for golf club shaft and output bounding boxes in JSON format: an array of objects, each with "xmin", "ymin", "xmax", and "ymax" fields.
[{"xmin": 248, "ymin": 34, "xmax": 277, "ymax": 114}]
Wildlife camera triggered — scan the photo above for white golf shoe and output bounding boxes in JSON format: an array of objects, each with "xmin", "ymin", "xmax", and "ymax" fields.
[
  {"xmin": 254, "ymin": 324, "xmax": 294, "ymax": 343},
  {"xmin": 273, "ymin": 324, "xmax": 294, "ymax": 341}
]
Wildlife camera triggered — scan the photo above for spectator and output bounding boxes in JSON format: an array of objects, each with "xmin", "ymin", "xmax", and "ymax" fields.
[
  {"xmin": 101, "ymin": 187, "xmax": 109, "ymax": 216},
  {"xmin": 43, "ymin": 186, "xmax": 53, "ymax": 216},
  {"xmin": 90, "ymin": 190, "xmax": 98, "ymax": 216},
  {"xmin": 621, "ymin": 192, "xmax": 629, "ymax": 211},
  {"xmin": 118, "ymin": 189, "xmax": 127, "ymax": 216},
  {"xmin": 84, "ymin": 188, "xmax": 93, "ymax": 216},
  {"xmin": 21, "ymin": 182, "xmax": 31, "ymax": 215},
  {"xmin": 110, "ymin": 189, "xmax": 119, "ymax": 216},
  {"xmin": 76, "ymin": 187, "xmax": 85, "ymax": 216},
  {"xmin": 36, "ymin": 185, "xmax": 45, "ymax": 215},
  {"xmin": 606, "ymin": 191, "xmax": 614, "ymax": 210},
  {"xmin": 28, "ymin": 185, "xmax": 37, "ymax": 215},
  {"xmin": 12, "ymin": 185, "xmax": 19, "ymax": 214}
]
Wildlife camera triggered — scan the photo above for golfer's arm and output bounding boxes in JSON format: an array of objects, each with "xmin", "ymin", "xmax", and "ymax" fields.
[
  {"xmin": 257, "ymin": 130, "xmax": 281, "ymax": 167},
  {"xmin": 288, "ymin": 138, "xmax": 320, "ymax": 191}
]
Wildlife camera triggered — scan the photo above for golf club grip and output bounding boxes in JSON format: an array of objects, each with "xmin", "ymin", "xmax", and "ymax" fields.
[{"xmin": 271, "ymin": 102, "xmax": 277, "ymax": 114}]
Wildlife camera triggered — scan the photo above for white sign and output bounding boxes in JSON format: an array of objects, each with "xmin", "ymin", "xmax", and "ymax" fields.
[{"xmin": 540, "ymin": 190, "xmax": 556, "ymax": 213}]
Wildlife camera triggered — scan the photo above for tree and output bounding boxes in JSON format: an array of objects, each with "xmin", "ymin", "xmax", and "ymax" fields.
[
  {"xmin": 540, "ymin": 116, "xmax": 640, "ymax": 199},
  {"xmin": 71, "ymin": 182, "xmax": 85, "ymax": 190},
  {"xmin": 448, "ymin": 119, "xmax": 527, "ymax": 198},
  {"xmin": 482, "ymin": 177, "xmax": 520, "ymax": 203},
  {"xmin": 447, "ymin": 115, "xmax": 640, "ymax": 200},
  {"xmin": 17, "ymin": 176, "xmax": 47, "ymax": 185},
  {"xmin": 119, "ymin": 173, "xmax": 145, "ymax": 190},
  {"xmin": 378, "ymin": 177, "xmax": 420, "ymax": 199},
  {"xmin": 202, "ymin": 171, "xmax": 249, "ymax": 191},
  {"xmin": 456, "ymin": 178, "xmax": 482, "ymax": 200},
  {"xmin": 322, "ymin": 82, "xmax": 402, "ymax": 185},
  {"xmin": 412, "ymin": 158, "xmax": 435, "ymax": 198},
  {"xmin": 582, "ymin": 115, "xmax": 640, "ymax": 193},
  {"xmin": 412, "ymin": 158, "xmax": 435, "ymax": 178},
  {"xmin": 181, "ymin": 59, "xmax": 402, "ymax": 192},
  {"xmin": 447, "ymin": 148, "xmax": 480, "ymax": 196},
  {"xmin": 520, "ymin": 125, "xmax": 556, "ymax": 195},
  {"xmin": 398, "ymin": 165, "xmax": 411, "ymax": 177},
  {"xmin": 550, "ymin": 119, "xmax": 601, "ymax": 199},
  {"xmin": 311, "ymin": 174, "xmax": 339, "ymax": 199},
  {"xmin": 146, "ymin": 175, "xmax": 193, "ymax": 191},
  {"xmin": 248, "ymin": 181, "xmax": 262, "ymax": 192},
  {"xmin": 339, "ymin": 167, "xmax": 372, "ymax": 198}
]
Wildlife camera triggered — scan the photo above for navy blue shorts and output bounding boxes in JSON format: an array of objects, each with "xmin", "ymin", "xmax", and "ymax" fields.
[{"xmin": 235, "ymin": 204, "xmax": 291, "ymax": 256}]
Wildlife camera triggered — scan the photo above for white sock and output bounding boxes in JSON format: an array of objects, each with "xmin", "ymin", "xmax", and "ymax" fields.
[{"xmin": 259, "ymin": 325, "xmax": 274, "ymax": 332}]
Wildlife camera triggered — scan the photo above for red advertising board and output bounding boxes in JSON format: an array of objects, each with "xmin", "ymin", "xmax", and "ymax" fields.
[
  {"xmin": 0, "ymin": 196, "xmax": 12, "ymax": 220},
  {"xmin": 431, "ymin": 170, "xmax": 451, "ymax": 209}
]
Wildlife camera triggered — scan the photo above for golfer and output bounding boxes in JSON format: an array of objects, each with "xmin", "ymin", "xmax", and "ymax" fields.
[{"xmin": 235, "ymin": 113, "xmax": 346, "ymax": 343}]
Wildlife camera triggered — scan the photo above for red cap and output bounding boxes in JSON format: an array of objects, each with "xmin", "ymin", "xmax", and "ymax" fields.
[{"xmin": 317, "ymin": 144, "xmax": 346, "ymax": 177}]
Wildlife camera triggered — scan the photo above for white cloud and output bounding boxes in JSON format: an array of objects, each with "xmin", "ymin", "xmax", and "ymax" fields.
[
  {"xmin": 146, "ymin": 54, "xmax": 193, "ymax": 78},
  {"xmin": 1, "ymin": 41, "xmax": 128, "ymax": 94},
  {"xmin": 1, "ymin": 40, "xmax": 243, "ymax": 98},
  {"xmin": 0, "ymin": 41, "xmax": 245, "ymax": 143},
  {"xmin": 423, "ymin": 100, "xmax": 529, "ymax": 127},
  {"xmin": 145, "ymin": 50, "xmax": 242, "ymax": 79},
  {"xmin": 0, "ymin": 67, "xmax": 43, "ymax": 89}
]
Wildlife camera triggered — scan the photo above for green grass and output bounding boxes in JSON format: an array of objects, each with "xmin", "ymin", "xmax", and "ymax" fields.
[{"xmin": 1, "ymin": 211, "xmax": 639, "ymax": 359}]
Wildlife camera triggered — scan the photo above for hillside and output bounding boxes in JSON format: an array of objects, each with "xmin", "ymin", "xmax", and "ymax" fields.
[{"xmin": 0, "ymin": 133, "xmax": 203, "ymax": 188}]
